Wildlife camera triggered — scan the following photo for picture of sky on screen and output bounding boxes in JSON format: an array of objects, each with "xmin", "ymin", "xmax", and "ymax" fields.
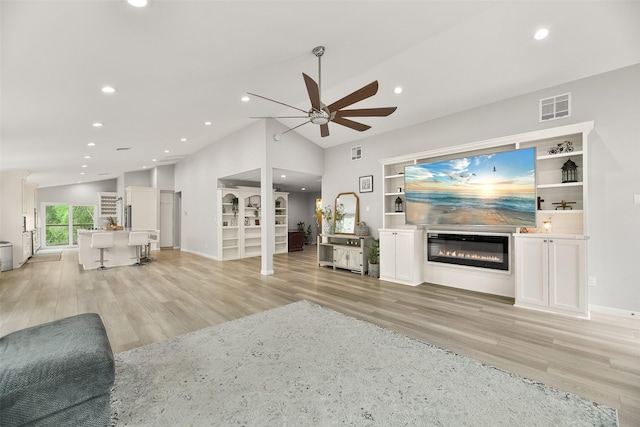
[{"xmin": 404, "ymin": 148, "xmax": 536, "ymax": 226}]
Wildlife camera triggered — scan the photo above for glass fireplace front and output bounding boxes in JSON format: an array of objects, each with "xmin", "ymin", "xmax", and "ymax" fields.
[{"xmin": 427, "ymin": 233, "xmax": 509, "ymax": 271}]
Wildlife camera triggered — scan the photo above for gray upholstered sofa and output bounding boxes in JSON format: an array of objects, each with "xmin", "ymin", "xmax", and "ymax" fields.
[{"xmin": 0, "ymin": 313, "xmax": 115, "ymax": 426}]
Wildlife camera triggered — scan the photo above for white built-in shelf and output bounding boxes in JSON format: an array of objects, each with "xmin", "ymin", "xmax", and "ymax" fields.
[
  {"xmin": 538, "ymin": 209, "xmax": 583, "ymax": 214},
  {"xmin": 536, "ymin": 150, "xmax": 583, "ymax": 161},
  {"xmin": 537, "ymin": 182, "xmax": 583, "ymax": 189},
  {"xmin": 384, "ymin": 173, "xmax": 405, "ymax": 179}
]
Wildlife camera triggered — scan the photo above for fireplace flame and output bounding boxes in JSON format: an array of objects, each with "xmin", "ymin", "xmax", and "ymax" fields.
[{"xmin": 437, "ymin": 249, "xmax": 502, "ymax": 262}]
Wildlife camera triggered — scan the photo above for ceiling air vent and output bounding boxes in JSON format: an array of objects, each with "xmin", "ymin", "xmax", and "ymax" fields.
[
  {"xmin": 351, "ymin": 145, "xmax": 362, "ymax": 161},
  {"xmin": 539, "ymin": 93, "xmax": 571, "ymax": 122},
  {"xmin": 116, "ymin": 147, "xmax": 131, "ymax": 151}
]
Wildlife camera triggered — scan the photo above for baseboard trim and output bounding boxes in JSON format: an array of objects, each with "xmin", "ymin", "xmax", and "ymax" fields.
[
  {"xmin": 180, "ymin": 248, "xmax": 219, "ymax": 261},
  {"xmin": 589, "ymin": 304, "xmax": 639, "ymax": 319}
]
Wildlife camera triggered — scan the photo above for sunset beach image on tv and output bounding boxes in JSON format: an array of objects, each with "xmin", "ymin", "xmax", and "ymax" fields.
[{"xmin": 404, "ymin": 148, "xmax": 536, "ymax": 226}]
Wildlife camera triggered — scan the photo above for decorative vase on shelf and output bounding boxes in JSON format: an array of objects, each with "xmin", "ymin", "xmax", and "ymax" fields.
[{"xmin": 323, "ymin": 222, "xmax": 334, "ymax": 235}]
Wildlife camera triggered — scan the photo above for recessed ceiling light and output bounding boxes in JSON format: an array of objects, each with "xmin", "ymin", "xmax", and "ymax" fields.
[
  {"xmin": 534, "ymin": 28, "xmax": 549, "ymax": 40},
  {"xmin": 80, "ymin": 172, "xmax": 86, "ymax": 175},
  {"xmin": 142, "ymin": 165, "xmax": 148, "ymax": 169},
  {"xmin": 164, "ymin": 150, "xmax": 170, "ymax": 153},
  {"xmin": 241, "ymin": 96, "xmax": 250, "ymax": 102},
  {"xmin": 394, "ymin": 86, "xmax": 403, "ymax": 94},
  {"xmin": 152, "ymin": 158, "xmax": 157, "ymax": 162},
  {"xmin": 204, "ymin": 121, "xmax": 212, "ymax": 126},
  {"xmin": 101, "ymin": 86, "xmax": 116, "ymax": 94},
  {"xmin": 280, "ymin": 174, "xmax": 286, "ymax": 178},
  {"xmin": 81, "ymin": 164, "xmax": 88, "ymax": 168},
  {"xmin": 180, "ymin": 138, "xmax": 187, "ymax": 142},
  {"xmin": 127, "ymin": 0, "xmax": 148, "ymax": 7},
  {"xmin": 84, "ymin": 155, "xmax": 91, "ymax": 159},
  {"xmin": 301, "ymin": 187, "xmax": 306, "ymax": 191},
  {"xmin": 87, "ymin": 142, "xmax": 96, "ymax": 147},
  {"xmin": 92, "ymin": 122, "xmax": 103, "ymax": 127}
]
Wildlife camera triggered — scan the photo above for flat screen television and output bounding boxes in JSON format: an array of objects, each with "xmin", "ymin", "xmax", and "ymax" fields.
[{"xmin": 404, "ymin": 147, "xmax": 536, "ymax": 227}]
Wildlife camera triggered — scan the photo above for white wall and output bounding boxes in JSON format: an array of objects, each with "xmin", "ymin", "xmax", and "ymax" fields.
[
  {"xmin": 322, "ymin": 64, "xmax": 640, "ymax": 312},
  {"xmin": 37, "ymin": 180, "xmax": 117, "ymax": 207},
  {"xmin": 174, "ymin": 119, "xmax": 323, "ymax": 259},
  {"xmin": 152, "ymin": 164, "xmax": 175, "ymax": 191},
  {"xmin": 288, "ymin": 191, "xmax": 321, "ymax": 242}
]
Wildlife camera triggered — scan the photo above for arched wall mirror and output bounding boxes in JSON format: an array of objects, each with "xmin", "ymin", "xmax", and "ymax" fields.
[{"xmin": 334, "ymin": 192, "xmax": 359, "ymax": 235}]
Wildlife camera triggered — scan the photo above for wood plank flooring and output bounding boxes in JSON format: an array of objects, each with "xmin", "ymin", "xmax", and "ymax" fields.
[{"xmin": 1, "ymin": 247, "xmax": 638, "ymax": 426}]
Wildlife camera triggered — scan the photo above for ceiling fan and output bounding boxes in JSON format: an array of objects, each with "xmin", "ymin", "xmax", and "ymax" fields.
[{"xmin": 248, "ymin": 46, "xmax": 397, "ymax": 138}]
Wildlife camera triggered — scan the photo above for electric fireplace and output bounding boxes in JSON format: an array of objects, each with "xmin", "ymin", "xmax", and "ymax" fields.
[{"xmin": 427, "ymin": 232, "xmax": 509, "ymax": 271}]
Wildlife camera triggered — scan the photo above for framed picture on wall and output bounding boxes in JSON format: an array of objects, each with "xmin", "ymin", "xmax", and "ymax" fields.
[{"xmin": 359, "ymin": 175, "xmax": 373, "ymax": 193}]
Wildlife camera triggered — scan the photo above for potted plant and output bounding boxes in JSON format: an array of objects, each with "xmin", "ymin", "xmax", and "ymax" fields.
[
  {"xmin": 368, "ymin": 238, "xmax": 380, "ymax": 278},
  {"xmin": 105, "ymin": 216, "xmax": 117, "ymax": 230},
  {"xmin": 297, "ymin": 221, "xmax": 312, "ymax": 244}
]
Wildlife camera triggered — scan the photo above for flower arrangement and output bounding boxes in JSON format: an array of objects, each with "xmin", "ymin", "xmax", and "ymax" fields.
[{"xmin": 320, "ymin": 205, "xmax": 333, "ymax": 223}]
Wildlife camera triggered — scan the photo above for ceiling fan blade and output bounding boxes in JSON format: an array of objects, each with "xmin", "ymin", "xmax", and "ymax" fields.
[
  {"xmin": 327, "ymin": 81, "xmax": 379, "ymax": 112},
  {"xmin": 302, "ymin": 73, "xmax": 321, "ymax": 111},
  {"xmin": 331, "ymin": 116, "xmax": 371, "ymax": 132},
  {"xmin": 334, "ymin": 107, "xmax": 397, "ymax": 118},
  {"xmin": 280, "ymin": 120, "xmax": 311, "ymax": 135},
  {"xmin": 246, "ymin": 92, "xmax": 308, "ymax": 114},
  {"xmin": 320, "ymin": 124, "xmax": 330, "ymax": 137},
  {"xmin": 250, "ymin": 115, "xmax": 309, "ymax": 119}
]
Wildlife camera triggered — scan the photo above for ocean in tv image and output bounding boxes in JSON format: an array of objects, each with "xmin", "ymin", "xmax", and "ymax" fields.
[{"xmin": 404, "ymin": 148, "xmax": 536, "ymax": 226}]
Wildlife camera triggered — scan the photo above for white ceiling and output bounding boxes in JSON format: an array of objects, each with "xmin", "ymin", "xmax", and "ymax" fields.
[{"xmin": 2, "ymin": 1, "xmax": 639, "ymax": 192}]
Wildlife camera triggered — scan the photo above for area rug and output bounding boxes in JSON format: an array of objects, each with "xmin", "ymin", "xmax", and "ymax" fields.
[
  {"xmin": 110, "ymin": 301, "xmax": 618, "ymax": 426},
  {"xmin": 26, "ymin": 252, "xmax": 61, "ymax": 263}
]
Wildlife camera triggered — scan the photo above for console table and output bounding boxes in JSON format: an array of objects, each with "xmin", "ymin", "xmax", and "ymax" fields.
[{"xmin": 317, "ymin": 234, "xmax": 372, "ymax": 276}]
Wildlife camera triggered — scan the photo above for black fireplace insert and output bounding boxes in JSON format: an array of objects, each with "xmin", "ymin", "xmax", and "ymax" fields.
[{"xmin": 427, "ymin": 232, "xmax": 509, "ymax": 271}]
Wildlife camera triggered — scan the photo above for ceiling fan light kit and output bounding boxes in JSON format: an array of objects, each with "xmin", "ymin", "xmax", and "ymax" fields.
[{"xmin": 249, "ymin": 46, "xmax": 396, "ymax": 138}]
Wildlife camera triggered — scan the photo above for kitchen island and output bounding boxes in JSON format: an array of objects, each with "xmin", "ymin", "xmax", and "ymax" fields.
[{"xmin": 77, "ymin": 229, "xmax": 159, "ymax": 270}]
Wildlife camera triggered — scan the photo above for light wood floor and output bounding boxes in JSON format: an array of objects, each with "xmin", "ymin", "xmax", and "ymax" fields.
[{"xmin": 1, "ymin": 247, "xmax": 638, "ymax": 426}]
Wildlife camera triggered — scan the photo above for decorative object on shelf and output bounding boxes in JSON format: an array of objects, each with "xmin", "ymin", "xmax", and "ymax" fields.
[
  {"xmin": 395, "ymin": 196, "xmax": 403, "ymax": 213},
  {"xmin": 547, "ymin": 140, "xmax": 574, "ymax": 155},
  {"xmin": 541, "ymin": 217, "xmax": 553, "ymax": 234},
  {"xmin": 355, "ymin": 221, "xmax": 370, "ymax": 236},
  {"xmin": 537, "ymin": 196, "xmax": 544, "ymax": 210},
  {"xmin": 553, "ymin": 200, "xmax": 576, "ymax": 210},
  {"xmin": 397, "ymin": 187, "xmax": 402, "ymax": 193},
  {"xmin": 359, "ymin": 175, "xmax": 373, "ymax": 193},
  {"xmin": 231, "ymin": 197, "xmax": 239, "ymax": 217},
  {"xmin": 255, "ymin": 219, "xmax": 260, "ymax": 226},
  {"xmin": 561, "ymin": 158, "xmax": 578, "ymax": 183},
  {"xmin": 519, "ymin": 227, "xmax": 529, "ymax": 233},
  {"xmin": 244, "ymin": 218, "xmax": 250, "ymax": 226}
]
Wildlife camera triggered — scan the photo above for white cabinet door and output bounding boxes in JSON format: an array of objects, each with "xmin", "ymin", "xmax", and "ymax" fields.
[
  {"xmin": 515, "ymin": 237, "xmax": 549, "ymax": 307},
  {"xmin": 379, "ymin": 229, "xmax": 423, "ymax": 286},
  {"xmin": 333, "ymin": 246, "xmax": 349, "ymax": 269},
  {"xmin": 515, "ymin": 236, "xmax": 588, "ymax": 318},
  {"xmin": 394, "ymin": 231, "xmax": 416, "ymax": 282},
  {"xmin": 379, "ymin": 230, "xmax": 397, "ymax": 279},
  {"xmin": 549, "ymin": 238, "xmax": 586, "ymax": 315}
]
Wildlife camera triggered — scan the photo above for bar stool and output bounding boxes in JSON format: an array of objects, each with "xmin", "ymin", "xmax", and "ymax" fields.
[
  {"xmin": 91, "ymin": 233, "xmax": 114, "ymax": 270},
  {"xmin": 128, "ymin": 231, "xmax": 149, "ymax": 266}
]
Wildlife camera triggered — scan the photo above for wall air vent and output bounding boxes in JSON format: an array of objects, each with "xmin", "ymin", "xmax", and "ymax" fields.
[
  {"xmin": 116, "ymin": 147, "xmax": 131, "ymax": 151},
  {"xmin": 351, "ymin": 145, "xmax": 362, "ymax": 161},
  {"xmin": 539, "ymin": 93, "xmax": 571, "ymax": 122}
]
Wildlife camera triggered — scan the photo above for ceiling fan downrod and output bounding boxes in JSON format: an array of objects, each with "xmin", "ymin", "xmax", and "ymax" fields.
[{"xmin": 313, "ymin": 46, "xmax": 325, "ymax": 107}]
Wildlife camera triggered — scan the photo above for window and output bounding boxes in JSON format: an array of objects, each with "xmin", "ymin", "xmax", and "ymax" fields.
[{"xmin": 45, "ymin": 204, "xmax": 95, "ymax": 246}]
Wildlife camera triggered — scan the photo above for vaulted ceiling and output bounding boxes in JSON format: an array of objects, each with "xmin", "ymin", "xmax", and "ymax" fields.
[{"xmin": 2, "ymin": 1, "xmax": 639, "ymax": 190}]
